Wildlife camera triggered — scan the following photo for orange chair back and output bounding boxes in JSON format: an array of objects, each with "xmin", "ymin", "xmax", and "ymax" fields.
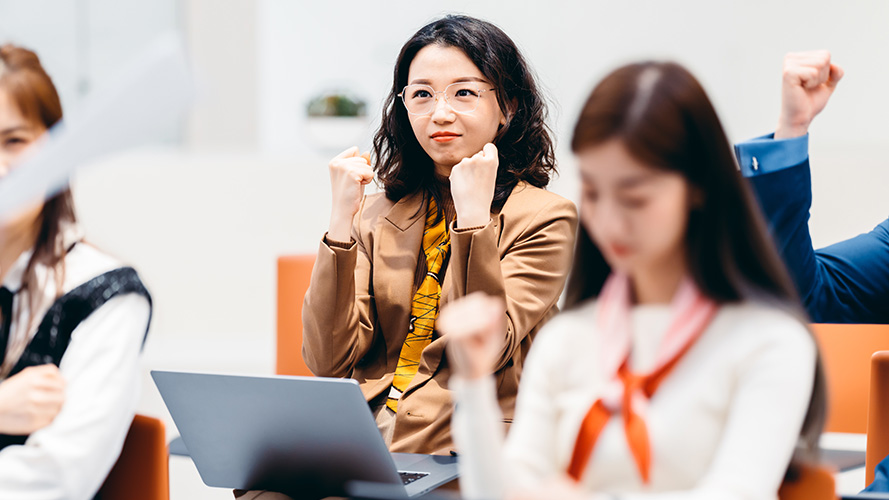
[
  {"xmin": 812, "ymin": 324, "xmax": 889, "ymax": 433},
  {"xmin": 867, "ymin": 350, "xmax": 889, "ymax": 485},
  {"xmin": 98, "ymin": 414, "xmax": 169, "ymax": 500},
  {"xmin": 276, "ymin": 254, "xmax": 316, "ymax": 376},
  {"xmin": 778, "ymin": 463, "xmax": 837, "ymax": 500}
]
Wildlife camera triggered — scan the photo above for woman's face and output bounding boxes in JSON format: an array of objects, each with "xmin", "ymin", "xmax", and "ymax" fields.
[
  {"xmin": 405, "ymin": 44, "xmax": 505, "ymax": 176},
  {"xmin": 577, "ymin": 138, "xmax": 692, "ymax": 279},
  {"xmin": 0, "ymin": 88, "xmax": 46, "ymax": 233}
]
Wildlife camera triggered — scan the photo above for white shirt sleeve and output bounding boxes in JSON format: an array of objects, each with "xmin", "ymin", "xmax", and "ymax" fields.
[
  {"xmin": 452, "ymin": 322, "xmax": 565, "ymax": 500},
  {"xmin": 0, "ymin": 293, "xmax": 151, "ymax": 500}
]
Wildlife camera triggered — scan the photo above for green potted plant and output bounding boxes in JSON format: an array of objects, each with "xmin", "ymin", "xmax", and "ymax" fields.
[{"xmin": 304, "ymin": 90, "xmax": 371, "ymax": 153}]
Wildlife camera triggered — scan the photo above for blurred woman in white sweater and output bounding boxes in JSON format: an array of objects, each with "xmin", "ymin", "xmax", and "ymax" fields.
[{"xmin": 439, "ymin": 61, "xmax": 826, "ymax": 500}]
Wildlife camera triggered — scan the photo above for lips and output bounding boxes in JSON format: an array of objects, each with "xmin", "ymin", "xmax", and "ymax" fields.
[
  {"xmin": 609, "ymin": 243, "xmax": 632, "ymax": 257},
  {"xmin": 431, "ymin": 131, "xmax": 460, "ymax": 142}
]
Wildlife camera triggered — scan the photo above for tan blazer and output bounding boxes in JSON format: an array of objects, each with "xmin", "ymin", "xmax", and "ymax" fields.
[{"xmin": 302, "ymin": 182, "xmax": 577, "ymax": 455}]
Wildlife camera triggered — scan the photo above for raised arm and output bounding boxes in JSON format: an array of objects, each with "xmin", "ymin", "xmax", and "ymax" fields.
[
  {"xmin": 737, "ymin": 51, "xmax": 889, "ymax": 323},
  {"xmin": 301, "ymin": 147, "xmax": 378, "ymax": 377}
]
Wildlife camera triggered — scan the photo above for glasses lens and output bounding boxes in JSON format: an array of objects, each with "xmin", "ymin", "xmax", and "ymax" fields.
[
  {"xmin": 446, "ymin": 83, "xmax": 481, "ymax": 113},
  {"xmin": 402, "ymin": 85, "xmax": 435, "ymax": 114}
]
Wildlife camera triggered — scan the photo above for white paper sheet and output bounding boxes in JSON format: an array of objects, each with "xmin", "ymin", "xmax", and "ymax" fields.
[{"xmin": 0, "ymin": 34, "xmax": 193, "ymax": 220}]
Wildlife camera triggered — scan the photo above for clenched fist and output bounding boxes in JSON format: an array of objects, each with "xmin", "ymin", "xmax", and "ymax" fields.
[
  {"xmin": 327, "ymin": 146, "xmax": 374, "ymax": 242},
  {"xmin": 0, "ymin": 364, "xmax": 66, "ymax": 435},
  {"xmin": 438, "ymin": 292, "xmax": 505, "ymax": 380},
  {"xmin": 776, "ymin": 50, "xmax": 844, "ymax": 139},
  {"xmin": 450, "ymin": 143, "xmax": 499, "ymax": 229}
]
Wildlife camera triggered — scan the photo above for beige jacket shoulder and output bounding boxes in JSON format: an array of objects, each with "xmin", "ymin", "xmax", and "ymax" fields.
[{"xmin": 302, "ymin": 182, "xmax": 577, "ymax": 454}]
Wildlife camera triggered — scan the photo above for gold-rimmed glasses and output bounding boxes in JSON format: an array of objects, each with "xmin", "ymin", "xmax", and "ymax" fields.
[{"xmin": 397, "ymin": 82, "xmax": 496, "ymax": 115}]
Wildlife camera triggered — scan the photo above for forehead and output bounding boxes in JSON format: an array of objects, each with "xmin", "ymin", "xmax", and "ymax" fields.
[
  {"xmin": 577, "ymin": 139, "xmax": 662, "ymax": 183},
  {"xmin": 0, "ymin": 88, "xmax": 29, "ymax": 128},
  {"xmin": 407, "ymin": 45, "xmax": 486, "ymax": 85}
]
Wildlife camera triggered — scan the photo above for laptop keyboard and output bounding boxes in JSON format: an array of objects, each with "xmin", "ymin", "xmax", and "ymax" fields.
[{"xmin": 399, "ymin": 471, "xmax": 429, "ymax": 485}]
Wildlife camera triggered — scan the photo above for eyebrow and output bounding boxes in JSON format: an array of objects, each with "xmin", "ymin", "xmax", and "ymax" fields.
[
  {"xmin": 580, "ymin": 171, "xmax": 658, "ymax": 190},
  {"xmin": 408, "ymin": 76, "xmax": 490, "ymax": 86},
  {"xmin": 0, "ymin": 125, "xmax": 29, "ymax": 135}
]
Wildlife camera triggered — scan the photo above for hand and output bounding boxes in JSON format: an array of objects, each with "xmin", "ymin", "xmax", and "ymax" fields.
[
  {"xmin": 0, "ymin": 364, "xmax": 66, "ymax": 435},
  {"xmin": 438, "ymin": 292, "xmax": 505, "ymax": 380},
  {"xmin": 327, "ymin": 147, "xmax": 374, "ymax": 242},
  {"xmin": 775, "ymin": 50, "xmax": 844, "ymax": 139},
  {"xmin": 507, "ymin": 476, "xmax": 590, "ymax": 500},
  {"xmin": 450, "ymin": 143, "xmax": 498, "ymax": 228}
]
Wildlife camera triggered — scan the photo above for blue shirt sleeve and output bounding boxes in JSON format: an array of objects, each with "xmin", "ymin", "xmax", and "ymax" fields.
[
  {"xmin": 736, "ymin": 133, "xmax": 889, "ymax": 323},
  {"xmin": 864, "ymin": 453, "xmax": 889, "ymax": 492},
  {"xmin": 734, "ymin": 133, "xmax": 809, "ymax": 177}
]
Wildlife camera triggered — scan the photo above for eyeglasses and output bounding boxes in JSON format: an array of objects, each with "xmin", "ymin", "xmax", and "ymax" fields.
[{"xmin": 397, "ymin": 82, "xmax": 496, "ymax": 115}]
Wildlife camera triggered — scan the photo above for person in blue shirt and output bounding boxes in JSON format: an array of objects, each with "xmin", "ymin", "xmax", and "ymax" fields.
[{"xmin": 734, "ymin": 50, "xmax": 889, "ymax": 491}]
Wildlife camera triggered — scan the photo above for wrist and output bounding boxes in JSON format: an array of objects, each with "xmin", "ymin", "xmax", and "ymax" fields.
[
  {"xmin": 775, "ymin": 117, "xmax": 810, "ymax": 139},
  {"xmin": 327, "ymin": 214, "xmax": 354, "ymax": 243},
  {"xmin": 456, "ymin": 211, "xmax": 490, "ymax": 229}
]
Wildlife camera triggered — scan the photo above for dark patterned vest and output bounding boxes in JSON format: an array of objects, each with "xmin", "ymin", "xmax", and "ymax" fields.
[{"xmin": 0, "ymin": 267, "xmax": 151, "ymax": 450}]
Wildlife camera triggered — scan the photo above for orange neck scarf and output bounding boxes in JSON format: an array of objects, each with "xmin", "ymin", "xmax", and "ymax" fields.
[{"xmin": 566, "ymin": 273, "xmax": 718, "ymax": 484}]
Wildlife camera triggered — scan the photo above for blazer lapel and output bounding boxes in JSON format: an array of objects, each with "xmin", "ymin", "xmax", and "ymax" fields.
[
  {"xmin": 374, "ymin": 193, "xmax": 425, "ymax": 372},
  {"xmin": 405, "ymin": 211, "xmax": 505, "ymax": 395}
]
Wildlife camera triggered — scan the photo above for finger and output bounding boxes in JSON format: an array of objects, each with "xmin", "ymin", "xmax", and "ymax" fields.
[
  {"xmin": 785, "ymin": 66, "xmax": 822, "ymax": 89},
  {"xmin": 350, "ymin": 164, "xmax": 375, "ymax": 184},
  {"xmin": 332, "ymin": 146, "xmax": 360, "ymax": 161},
  {"xmin": 482, "ymin": 143, "xmax": 498, "ymax": 158},
  {"xmin": 827, "ymin": 63, "xmax": 844, "ymax": 87},
  {"xmin": 785, "ymin": 50, "xmax": 831, "ymax": 68},
  {"xmin": 360, "ymin": 152, "xmax": 371, "ymax": 165}
]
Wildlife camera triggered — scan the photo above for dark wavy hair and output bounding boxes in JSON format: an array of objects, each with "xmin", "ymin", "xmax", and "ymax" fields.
[
  {"xmin": 565, "ymin": 61, "xmax": 826, "ymax": 471},
  {"xmin": 372, "ymin": 14, "xmax": 556, "ymax": 215}
]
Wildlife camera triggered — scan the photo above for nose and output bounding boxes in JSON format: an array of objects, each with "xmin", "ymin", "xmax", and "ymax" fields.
[
  {"xmin": 430, "ymin": 94, "xmax": 456, "ymax": 124},
  {"xmin": 590, "ymin": 197, "xmax": 628, "ymax": 242}
]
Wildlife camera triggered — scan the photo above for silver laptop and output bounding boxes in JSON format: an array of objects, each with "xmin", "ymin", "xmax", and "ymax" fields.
[{"xmin": 151, "ymin": 371, "xmax": 459, "ymax": 499}]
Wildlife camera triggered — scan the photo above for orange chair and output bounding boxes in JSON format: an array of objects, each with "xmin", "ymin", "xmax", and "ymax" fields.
[
  {"xmin": 276, "ymin": 254, "xmax": 317, "ymax": 376},
  {"xmin": 812, "ymin": 324, "xmax": 889, "ymax": 433},
  {"xmin": 866, "ymin": 351, "xmax": 889, "ymax": 485},
  {"xmin": 98, "ymin": 414, "xmax": 169, "ymax": 500},
  {"xmin": 778, "ymin": 463, "xmax": 837, "ymax": 500}
]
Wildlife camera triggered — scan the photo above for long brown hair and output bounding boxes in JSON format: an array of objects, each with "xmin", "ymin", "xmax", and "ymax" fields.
[
  {"xmin": 0, "ymin": 44, "xmax": 77, "ymax": 305},
  {"xmin": 566, "ymin": 62, "xmax": 826, "ymax": 467},
  {"xmin": 372, "ymin": 15, "xmax": 557, "ymax": 219}
]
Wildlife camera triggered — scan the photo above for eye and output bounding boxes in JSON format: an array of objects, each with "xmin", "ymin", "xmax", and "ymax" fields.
[
  {"xmin": 411, "ymin": 89, "xmax": 432, "ymax": 99},
  {"xmin": 582, "ymin": 188, "xmax": 599, "ymax": 203},
  {"xmin": 3, "ymin": 137, "xmax": 28, "ymax": 148},
  {"xmin": 619, "ymin": 197, "xmax": 648, "ymax": 209},
  {"xmin": 454, "ymin": 88, "xmax": 479, "ymax": 98}
]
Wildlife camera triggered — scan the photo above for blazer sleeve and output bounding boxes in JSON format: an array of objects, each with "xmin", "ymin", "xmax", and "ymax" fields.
[
  {"xmin": 445, "ymin": 194, "xmax": 577, "ymax": 371},
  {"xmin": 745, "ymin": 158, "xmax": 889, "ymax": 323},
  {"xmin": 302, "ymin": 196, "xmax": 377, "ymax": 377}
]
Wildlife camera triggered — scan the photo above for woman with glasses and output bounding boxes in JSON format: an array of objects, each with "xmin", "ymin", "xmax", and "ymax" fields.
[
  {"xmin": 0, "ymin": 45, "xmax": 151, "ymax": 499},
  {"xmin": 301, "ymin": 14, "xmax": 577, "ymax": 456},
  {"xmin": 439, "ymin": 61, "xmax": 825, "ymax": 499}
]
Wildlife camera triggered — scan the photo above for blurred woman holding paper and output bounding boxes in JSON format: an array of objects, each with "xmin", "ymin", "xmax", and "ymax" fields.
[{"xmin": 0, "ymin": 44, "xmax": 152, "ymax": 500}]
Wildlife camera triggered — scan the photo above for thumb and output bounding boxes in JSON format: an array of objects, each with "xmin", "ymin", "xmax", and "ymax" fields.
[
  {"xmin": 482, "ymin": 143, "xmax": 498, "ymax": 158},
  {"xmin": 334, "ymin": 146, "xmax": 361, "ymax": 160},
  {"xmin": 826, "ymin": 63, "xmax": 844, "ymax": 88}
]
